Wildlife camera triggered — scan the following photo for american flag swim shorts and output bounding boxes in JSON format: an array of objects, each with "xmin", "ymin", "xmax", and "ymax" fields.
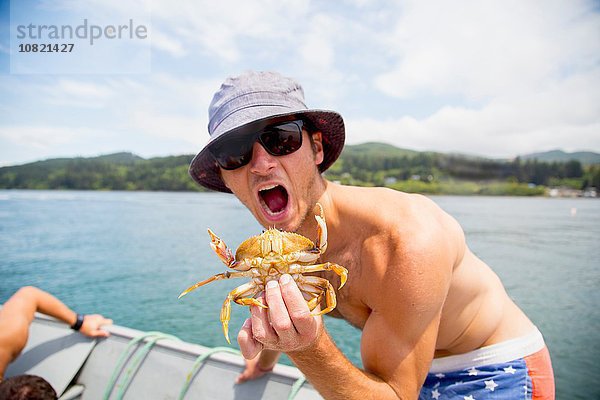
[{"xmin": 419, "ymin": 329, "xmax": 555, "ymax": 399}]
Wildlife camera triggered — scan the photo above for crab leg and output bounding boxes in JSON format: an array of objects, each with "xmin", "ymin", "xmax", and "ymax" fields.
[
  {"xmin": 296, "ymin": 276, "xmax": 325, "ymax": 311},
  {"xmin": 289, "ymin": 262, "xmax": 348, "ymax": 289},
  {"xmin": 284, "ymin": 249, "xmax": 320, "ymax": 264},
  {"xmin": 306, "ymin": 293, "xmax": 324, "ymax": 312},
  {"xmin": 314, "ymin": 203, "xmax": 328, "ymax": 253},
  {"xmin": 221, "ymin": 281, "xmax": 266, "ymax": 343},
  {"xmin": 178, "ymin": 270, "xmax": 254, "ymax": 299},
  {"xmin": 297, "ymin": 275, "xmax": 337, "ymax": 316}
]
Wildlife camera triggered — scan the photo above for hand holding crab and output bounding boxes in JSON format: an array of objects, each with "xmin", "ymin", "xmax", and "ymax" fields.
[
  {"xmin": 179, "ymin": 203, "xmax": 348, "ymax": 344},
  {"xmin": 237, "ymin": 272, "xmax": 325, "ymax": 359}
]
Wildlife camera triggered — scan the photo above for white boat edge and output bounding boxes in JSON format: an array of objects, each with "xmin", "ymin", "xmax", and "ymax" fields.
[{"xmin": 3, "ymin": 311, "xmax": 323, "ymax": 400}]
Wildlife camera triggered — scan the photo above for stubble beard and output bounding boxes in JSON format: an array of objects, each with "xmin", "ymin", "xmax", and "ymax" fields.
[{"xmin": 293, "ymin": 169, "xmax": 326, "ymax": 235}]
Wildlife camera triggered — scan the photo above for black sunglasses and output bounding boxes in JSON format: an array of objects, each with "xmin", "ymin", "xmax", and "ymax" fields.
[{"xmin": 209, "ymin": 119, "xmax": 306, "ymax": 170}]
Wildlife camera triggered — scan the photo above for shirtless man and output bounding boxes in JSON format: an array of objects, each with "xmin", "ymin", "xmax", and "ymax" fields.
[
  {"xmin": 188, "ymin": 71, "xmax": 555, "ymax": 399},
  {"xmin": 0, "ymin": 286, "xmax": 112, "ymax": 381}
]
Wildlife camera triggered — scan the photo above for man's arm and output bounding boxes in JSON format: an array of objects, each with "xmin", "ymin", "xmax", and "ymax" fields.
[
  {"xmin": 0, "ymin": 286, "xmax": 112, "ymax": 378},
  {"xmin": 238, "ymin": 222, "xmax": 456, "ymax": 399},
  {"xmin": 239, "ymin": 273, "xmax": 447, "ymax": 399}
]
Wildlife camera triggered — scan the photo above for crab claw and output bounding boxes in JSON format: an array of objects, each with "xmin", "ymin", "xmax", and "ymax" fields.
[
  {"xmin": 314, "ymin": 203, "xmax": 328, "ymax": 254},
  {"xmin": 331, "ymin": 264, "xmax": 348, "ymax": 289},
  {"xmin": 208, "ymin": 228, "xmax": 235, "ymax": 267}
]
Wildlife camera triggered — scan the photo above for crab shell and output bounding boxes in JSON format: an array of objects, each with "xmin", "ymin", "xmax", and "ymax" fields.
[{"xmin": 239, "ymin": 230, "xmax": 313, "ymax": 259}]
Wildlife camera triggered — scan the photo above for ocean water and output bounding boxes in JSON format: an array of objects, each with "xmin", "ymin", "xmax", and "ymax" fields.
[{"xmin": 0, "ymin": 190, "xmax": 597, "ymax": 399}]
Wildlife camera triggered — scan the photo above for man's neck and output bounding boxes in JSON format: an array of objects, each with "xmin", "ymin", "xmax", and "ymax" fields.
[{"xmin": 297, "ymin": 180, "xmax": 340, "ymax": 248}]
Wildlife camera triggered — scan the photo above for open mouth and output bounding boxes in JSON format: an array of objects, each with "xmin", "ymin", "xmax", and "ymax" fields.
[{"xmin": 258, "ymin": 185, "xmax": 289, "ymax": 216}]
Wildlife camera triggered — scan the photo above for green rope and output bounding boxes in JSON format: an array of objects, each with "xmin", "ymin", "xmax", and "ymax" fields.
[
  {"xmin": 177, "ymin": 345, "xmax": 307, "ymax": 400},
  {"xmin": 288, "ymin": 375, "xmax": 307, "ymax": 400},
  {"xmin": 177, "ymin": 346, "xmax": 241, "ymax": 400},
  {"xmin": 104, "ymin": 331, "xmax": 308, "ymax": 400},
  {"xmin": 103, "ymin": 331, "xmax": 181, "ymax": 400}
]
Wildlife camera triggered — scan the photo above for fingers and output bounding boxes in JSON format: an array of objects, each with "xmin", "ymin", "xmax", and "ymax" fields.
[
  {"xmin": 237, "ymin": 318, "xmax": 263, "ymax": 360},
  {"xmin": 278, "ymin": 275, "xmax": 316, "ymax": 337},
  {"xmin": 93, "ymin": 328, "xmax": 111, "ymax": 338},
  {"xmin": 264, "ymin": 279, "xmax": 296, "ymax": 342},
  {"xmin": 81, "ymin": 314, "xmax": 112, "ymax": 338},
  {"xmin": 96, "ymin": 317, "xmax": 112, "ymax": 337},
  {"xmin": 249, "ymin": 275, "xmax": 319, "ymax": 351}
]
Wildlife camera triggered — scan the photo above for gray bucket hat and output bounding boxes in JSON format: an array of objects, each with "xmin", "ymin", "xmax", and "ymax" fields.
[{"xmin": 189, "ymin": 71, "xmax": 345, "ymax": 193}]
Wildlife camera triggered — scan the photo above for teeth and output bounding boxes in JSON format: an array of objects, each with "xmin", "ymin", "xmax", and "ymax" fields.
[{"xmin": 259, "ymin": 184, "xmax": 279, "ymax": 192}]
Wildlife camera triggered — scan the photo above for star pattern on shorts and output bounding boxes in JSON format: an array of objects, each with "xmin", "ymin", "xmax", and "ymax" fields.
[
  {"xmin": 422, "ymin": 361, "xmax": 528, "ymax": 399},
  {"xmin": 484, "ymin": 379, "xmax": 498, "ymax": 391},
  {"xmin": 504, "ymin": 365, "xmax": 516, "ymax": 374}
]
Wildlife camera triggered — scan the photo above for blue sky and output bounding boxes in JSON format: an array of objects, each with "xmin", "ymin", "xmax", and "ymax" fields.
[{"xmin": 0, "ymin": 0, "xmax": 599, "ymax": 166}]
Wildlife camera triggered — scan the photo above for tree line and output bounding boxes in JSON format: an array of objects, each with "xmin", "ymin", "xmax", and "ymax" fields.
[
  {"xmin": 0, "ymin": 153, "xmax": 203, "ymax": 191},
  {"xmin": 325, "ymin": 149, "xmax": 597, "ymax": 187},
  {"xmin": 0, "ymin": 145, "xmax": 598, "ymax": 195}
]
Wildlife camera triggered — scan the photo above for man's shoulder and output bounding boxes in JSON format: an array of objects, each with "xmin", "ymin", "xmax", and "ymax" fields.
[
  {"xmin": 344, "ymin": 186, "xmax": 447, "ymax": 232},
  {"xmin": 340, "ymin": 184, "xmax": 425, "ymax": 211},
  {"xmin": 342, "ymin": 187, "xmax": 462, "ymax": 265}
]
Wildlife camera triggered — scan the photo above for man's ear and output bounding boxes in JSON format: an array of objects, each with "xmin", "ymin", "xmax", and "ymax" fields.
[
  {"xmin": 311, "ymin": 132, "xmax": 325, "ymax": 166},
  {"xmin": 218, "ymin": 168, "xmax": 231, "ymax": 190}
]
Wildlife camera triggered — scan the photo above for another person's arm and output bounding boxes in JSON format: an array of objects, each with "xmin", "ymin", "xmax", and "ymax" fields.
[{"xmin": 0, "ymin": 286, "xmax": 112, "ymax": 378}]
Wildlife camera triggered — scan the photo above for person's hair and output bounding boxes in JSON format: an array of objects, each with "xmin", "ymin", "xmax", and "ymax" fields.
[
  {"xmin": 0, "ymin": 375, "xmax": 57, "ymax": 400},
  {"xmin": 302, "ymin": 119, "xmax": 320, "ymax": 155}
]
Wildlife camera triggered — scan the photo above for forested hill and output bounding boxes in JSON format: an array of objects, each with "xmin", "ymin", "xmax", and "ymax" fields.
[
  {"xmin": 0, "ymin": 152, "xmax": 200, "ymax": 191},
  {"xmin": 1, "ymin": 144, "xmax": 598, "ymax": 195},
  {"xmin": 520, "ymin": 150, "xmax": 600, "ymax": 164}
]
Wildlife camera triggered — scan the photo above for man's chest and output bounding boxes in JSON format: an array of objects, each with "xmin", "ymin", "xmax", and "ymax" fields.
[{"xmin": 311, "ymin": 252, "xmax": 371, "ymax": 330}]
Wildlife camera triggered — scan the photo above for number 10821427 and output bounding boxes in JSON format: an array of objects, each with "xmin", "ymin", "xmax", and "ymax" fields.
[{"xmin": 18, "ymin": 43, "xmax": 74, "ymax": 52}]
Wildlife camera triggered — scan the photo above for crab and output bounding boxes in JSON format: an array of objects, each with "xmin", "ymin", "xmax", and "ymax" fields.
[{"xmin": 178, "ymin": 203, "xmax": 348, "ymax": 343}]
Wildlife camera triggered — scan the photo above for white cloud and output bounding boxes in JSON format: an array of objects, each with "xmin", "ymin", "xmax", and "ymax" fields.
[
  {"xmin": 0, "ymin": 72, "xmax": 218, "ymax": 164},
  {"xmin": 146, "ymin": 0, "xmax": 311, "ymax": 62},
  {"xmin": 151, "ymin": 30, "xmax": 186, "ymax": 57},
  {"xmin": 375, "ymin": 0, "xmax": 600, "ymax": 100},
  {"xmin": 117, "ymin": 74, "xmax": 220, "ymax": 146},
  {"xmin": 0, "ymin": 125, "xmax": 104, "ymax": 149},
  {"xmin": 299, "ymin": 14, "xmax": 337, "ymax": 72},
  {"xmin": 296, "ymin": 14, "xmax": 349, "ymax": 106},
  {"xmin": 359, "ymin": 0, "xmax": 600, "ymax": 156},
  {"xmin": 348, "ymin": 69, "xmax": 600, "ymax": 157},
  {"xmin": 40, "ymin": 80, "xmax": 115, "ymax": 108}
]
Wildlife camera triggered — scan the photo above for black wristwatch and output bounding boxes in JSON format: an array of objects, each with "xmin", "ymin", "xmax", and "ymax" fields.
[{"xmin": 71, "ymin": 314, "xmax": 85, "ymax": 331}]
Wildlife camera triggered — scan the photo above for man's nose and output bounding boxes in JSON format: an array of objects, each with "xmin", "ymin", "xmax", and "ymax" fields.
[{"xmin": 249, "ymin": 142, "xmax": 277, "ymax": 175}]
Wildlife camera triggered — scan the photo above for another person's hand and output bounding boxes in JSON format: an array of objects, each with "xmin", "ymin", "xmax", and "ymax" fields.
[
  {"xmin": 238, "ymin": 274, "xmax": 323, "ymax": 358},
  {"xmin": 80, "ymin": 314, "xmax": 112, "ymax": 338}
]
